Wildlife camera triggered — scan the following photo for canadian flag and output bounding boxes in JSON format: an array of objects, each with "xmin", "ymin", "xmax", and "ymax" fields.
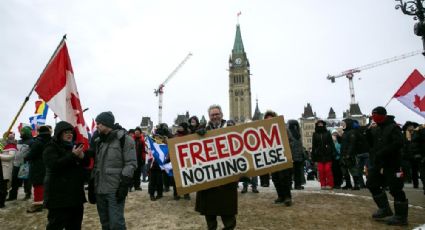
[
  {"xmin": 34, "ymin": 41, "xmax": 89, "ymax": 149},
  {"xmin": 393, "ymin": 69, "xmax": 425, "ymax": 118}
]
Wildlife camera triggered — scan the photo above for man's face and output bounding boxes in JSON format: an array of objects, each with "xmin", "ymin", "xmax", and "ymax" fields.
[
  {"xmin": 96, "ymin": 123, "xmax": 110, "ymax": 134},
  {"xmin": 209, "ymin": 108, "xmax": 222, "ymax": 125},
  {"xmin": 135, "ymin": 130, "xmax": 141, "ymax": 137}
]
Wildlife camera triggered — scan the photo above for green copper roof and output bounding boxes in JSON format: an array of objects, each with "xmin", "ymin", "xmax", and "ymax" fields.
[{"xmin": 232, "ymin": 24, "xmax": 245, "ymax": 54}]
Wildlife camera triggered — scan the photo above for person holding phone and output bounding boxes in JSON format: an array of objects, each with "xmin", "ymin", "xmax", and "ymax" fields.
[{"xmin": 43, "ymin": 121, "xmax": 88, "ymax": 229}]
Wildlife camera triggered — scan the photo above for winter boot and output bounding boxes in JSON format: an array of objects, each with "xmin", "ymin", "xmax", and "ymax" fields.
[
  {"xmin": 6, "ymin": 190, "xmax": 17, "ymax": 201},
  {"xmin": 372, "ymin": 192, "xmax": 393, "ymax": 220},
  {"xmin": 283, "ymin": 197, "xmax": 292, "ymax": 207},
  {"xmin": 241, "ymin": 185, "xmax": 248, "ymax": 194},
  {"xmin": 352, "ymin": 176, "xmax": 360, "ymax": 190},
  {"xmin": 0, "ymin": 194, "xmax": 5, "ymax": 208},
  {"xmin": 274, "ymin": 197, "xmax": 284, "ymax": 204},
  {"xmin": 252, "ymin": 187, "xmax": 259, "ymax": 193},
  {"xmin": 342, "ymin": 180, "xmax": 352, "ymax": 190},
  {"xmin": 27, "ymin": 203, "xmax": 43, "ymax": 213},
  {"xmin": 387, "ymin": 200, "xmax": 408, "ymax": 226},
  {"xmin": 22, "ymin": 193, "xmax": 31, "ymax": 201}
]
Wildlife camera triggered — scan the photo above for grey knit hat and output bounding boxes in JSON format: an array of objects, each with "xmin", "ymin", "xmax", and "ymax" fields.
[{"xmin": 96, "ymin": 111, "xmax": 115, "ymax": 128}]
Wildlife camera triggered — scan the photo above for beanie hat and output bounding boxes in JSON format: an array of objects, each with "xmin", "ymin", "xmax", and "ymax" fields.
[
  {"xmin": 20, "ymin": 126, "xmax": 33, "ymax": 139},
  {"xmin": 372, "ymin": 106, "xmax": 387, "ymax": 115},
  {"xmin": 96, "ymin": 111, "xmax": 115, "ymax": 128}
]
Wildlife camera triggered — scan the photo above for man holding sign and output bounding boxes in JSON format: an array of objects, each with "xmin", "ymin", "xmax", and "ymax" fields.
[
  {"xmin": 194, "ymin": 104, "xmax": 238, "ymax": 230},
  {"xmin": 168, "ymin": 104, "xmax": 293, "ymax": 229}
]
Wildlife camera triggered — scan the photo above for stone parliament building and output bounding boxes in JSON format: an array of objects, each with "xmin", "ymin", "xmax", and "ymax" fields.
[{"xmin": 144, "ymin": 22, "xmax": 367, "ymax": 151}]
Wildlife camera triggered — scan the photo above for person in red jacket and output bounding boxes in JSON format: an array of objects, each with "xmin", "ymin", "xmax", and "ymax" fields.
[{"xmin": 132, "ymin": 127, "xmax": 146, "ymax": 191}]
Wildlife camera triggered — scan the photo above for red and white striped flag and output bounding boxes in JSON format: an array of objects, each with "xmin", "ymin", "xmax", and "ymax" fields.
[
  {"xmin": 35, "ymin": 41, "xmax": 89, "ymax": 149},
  {"xmin": 393, "ymin": 69, "xmax": 425, "ymax": 118},
  {"xmin": 237, "ymin": 11, "xmax": 241, "ymax": 17}
]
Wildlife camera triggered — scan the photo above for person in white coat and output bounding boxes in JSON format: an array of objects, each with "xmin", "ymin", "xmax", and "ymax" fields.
[{"xmin": 0, "ymin": 132, "xmax": 18, "ymax": 207}]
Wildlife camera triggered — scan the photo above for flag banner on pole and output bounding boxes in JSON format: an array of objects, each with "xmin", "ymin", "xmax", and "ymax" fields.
[
  {"xmin": 35, "ymin": 100, "xmax": 48, "ymax": 116},
  {"xmin": 393, "ymin": 69, "xmax": 425, "ymax": 118},
  {"xmin": 29, "ymin": 114, "xmax": 47, "ymax": 130},
  {"xmin": 146, "ymin": 136, "xmax": 173, "ymax": 176},
  {"xmin": 34, "ymin": 41, "xmax": 89, "ymax": 149}
]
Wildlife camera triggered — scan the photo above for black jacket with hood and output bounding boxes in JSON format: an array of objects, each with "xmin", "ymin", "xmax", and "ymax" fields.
[
  {"xmin": 311, "ymin": 120, "xmax": 335, "ymax": 162},
  {"xmin": 366, "ymin": 116, "xmax": 403, "ymax": 170},
  {"xmin": 43, "ymin": 121, "xmax": 88, "ymax": 209}
]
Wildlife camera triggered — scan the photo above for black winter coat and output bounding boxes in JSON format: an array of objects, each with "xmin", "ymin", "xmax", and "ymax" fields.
[
  {"xmin": 287, "ymin": 129, "xmax": 304, "ymax": 162},
  {"xmin": 366, "ymin": 117, "xmax": 403, "ymax": 170},
  {"xmin": 43, "ymin": 140, "xmax": 88, "ymax": 209},
  {"xmin": 312, "ymin": 131, "xmax": 335, "ymax": 163},
  {"xmin": 411, "ymin": 128, "xmax": 425, "ymax": 161},
  {"xmin": 195, "ymin": 119, "xmax": 238, "ymax": 216},
  {"xmin": 287, "ymin": 120, "xmax": 304, "ymax": 162},
  {"xmin": 25, "ymin": 134, "xmax": 51, "ymax": 185}
]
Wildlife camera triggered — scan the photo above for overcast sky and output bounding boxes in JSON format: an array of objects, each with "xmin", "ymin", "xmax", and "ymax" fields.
[{"xmin": 1, "ymin": 0, "xmax": 424, "ymax": 133}]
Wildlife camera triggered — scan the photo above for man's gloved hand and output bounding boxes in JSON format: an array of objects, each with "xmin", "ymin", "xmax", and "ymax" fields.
[
  {"xmin": 116, "ymin": 176, "xmax": 132, "ymax": 203},
  {"xmin": 196, "ymin": 128, "xmax": 207, "ymax": 136}
]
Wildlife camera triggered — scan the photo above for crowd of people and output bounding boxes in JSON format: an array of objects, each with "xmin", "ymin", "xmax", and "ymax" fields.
[{"xmin": 0, "ymin": 105, "xmax": 424, "ymax": 229}]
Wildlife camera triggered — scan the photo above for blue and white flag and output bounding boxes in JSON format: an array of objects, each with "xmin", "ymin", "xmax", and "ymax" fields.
[
  {"xmin": 29, "ymin": 114, "xmax": 47, "ymax": 130},
  {"xmin": 146, "ymin": 136, "xmax": 173, "ymax": 176}
]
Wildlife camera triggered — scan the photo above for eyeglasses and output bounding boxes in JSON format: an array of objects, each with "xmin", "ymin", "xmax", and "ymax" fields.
[
  {"xmin": 63, "ymin": 130, "xmax": 73, "ymax": 135},
  {"xmin": 210, "ymin": 113, "xmax": 221, "ymax": 117}
]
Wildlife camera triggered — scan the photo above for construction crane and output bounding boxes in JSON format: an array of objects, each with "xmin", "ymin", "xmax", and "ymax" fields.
[
  {"xmin": 327, "ymin": 50, "xmax": 423, "ymax": 104},
  {"xmin": 154, "ymin": 52, "xmax": 192, "ymax": 124}
]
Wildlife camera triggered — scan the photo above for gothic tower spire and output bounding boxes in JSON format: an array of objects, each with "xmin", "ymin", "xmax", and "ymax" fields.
[{"xmin": 229, "ymin": 23, "xmax": 252, "ymax": 123}]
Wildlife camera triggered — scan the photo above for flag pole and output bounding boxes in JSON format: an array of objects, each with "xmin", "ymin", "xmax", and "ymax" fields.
[
  {"xmin": 3, "ymin": 34, "xmax": 67, "ymax": 139},
  {"xmin": 384, "ymin": 97, "xmax": 393, "ymax": 108}
]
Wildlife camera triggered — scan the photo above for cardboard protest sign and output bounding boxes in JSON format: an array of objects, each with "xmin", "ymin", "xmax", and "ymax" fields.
[{"xmin": 168, "ymin": 116, "xmax": 293, "ymax": 195}]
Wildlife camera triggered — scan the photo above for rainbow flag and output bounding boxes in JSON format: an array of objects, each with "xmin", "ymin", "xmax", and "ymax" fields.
[{"xmin": 35, "ymin": 100, "xmax": 48, "ymax": 116}]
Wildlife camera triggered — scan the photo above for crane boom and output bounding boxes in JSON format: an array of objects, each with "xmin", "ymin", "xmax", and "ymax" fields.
[
  {"xmin": 327, "ymin": 50, "xmax": 423, "ymax": 82},
  {"xmin": 154, "ymin": 52, "xmax": 192, "ymax": 124},
  {"xmin": 326, "ymin": 50, "xmax": 423, "ymax": 104}
]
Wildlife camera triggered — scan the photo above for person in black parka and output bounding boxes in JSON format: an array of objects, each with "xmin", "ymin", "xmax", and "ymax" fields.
[
  {"xmin": 287, "ymin": 119, "xmax": 305, "ymax": 190},
  {"xmin": 311, "ymin": 120, "xmax": 335, "ymax": 189},
  {"xmin": 43, "ymin": 121, "xmax": 88, "ymax": 230},
  {"xmin": 268, "ymin": 111, "xmax": 293, "ymax": 206},
  {"xmin": 25, "ymin": 125, "xmax": 51, "ymax": 213},
  {"xmin": 366, "ymin": 107, "xmax": 408, "ymax": 226},
  {"xmin": 340, "ymin": 118, "xmax": 362, "ymax": 190}
]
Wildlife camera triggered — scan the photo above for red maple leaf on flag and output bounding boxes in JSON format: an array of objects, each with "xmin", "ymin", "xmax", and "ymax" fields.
[{"xmin": 413, "ymin": 94, "xmax": 425, "ymax": 111}]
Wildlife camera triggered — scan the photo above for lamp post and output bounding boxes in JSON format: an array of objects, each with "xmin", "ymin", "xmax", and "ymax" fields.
[{"xmin": 395, "ymin": 0, "xmax": 425, "ymax": 54}]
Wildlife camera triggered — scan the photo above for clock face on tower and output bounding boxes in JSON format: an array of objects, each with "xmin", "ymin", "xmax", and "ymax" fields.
[{"xmin": 235, "ymin": 58, "xmax": 242, "ymax": 65}]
